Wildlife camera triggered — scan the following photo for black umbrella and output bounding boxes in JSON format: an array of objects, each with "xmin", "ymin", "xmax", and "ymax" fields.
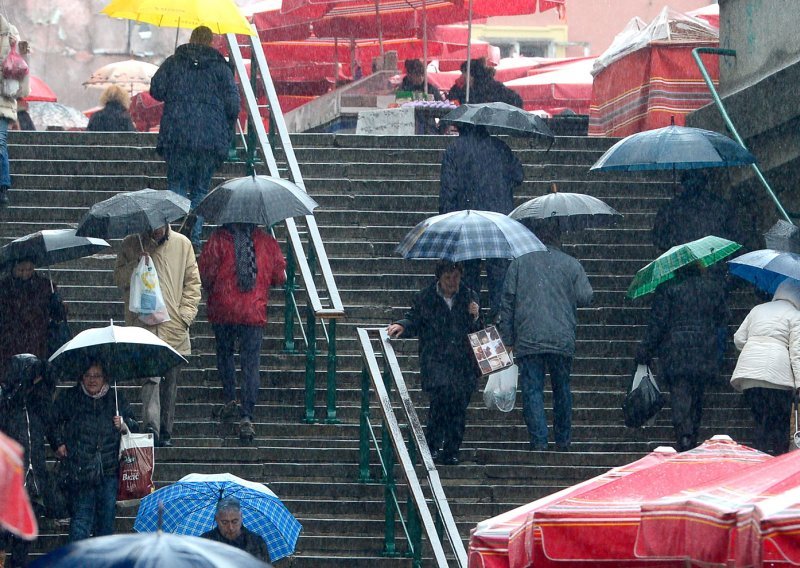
[
  {"xmin": 75, "ymin": 188, "xmax": 191, "ymax": 239},
  {"xmin": 193, "ymin": 175, "xmax": 318, "ymax": 227},
  {"xmin": 509, "ymin": 189, "xmax": 622, "ymax": 231},
  {"xmin": 764, "ymin": 220, "xmax": 800, "ymax": 254},
  {"xmin": 440, "ymin": 102, "xmax": 555, "ymax": 141},
  {"xmin": 0, "ymin": 229, "xmax": 110, "ymax": 269}
]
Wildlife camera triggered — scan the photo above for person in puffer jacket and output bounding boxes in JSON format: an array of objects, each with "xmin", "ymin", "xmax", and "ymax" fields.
[{"xmin": 731, "ymin": 279, "xmax": 800, "ymax": 455}]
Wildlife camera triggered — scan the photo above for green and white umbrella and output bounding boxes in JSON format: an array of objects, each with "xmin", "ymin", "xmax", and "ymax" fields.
[{"xmin": 627, "ymin": 235, "xmax": 742, "ymax": 299}]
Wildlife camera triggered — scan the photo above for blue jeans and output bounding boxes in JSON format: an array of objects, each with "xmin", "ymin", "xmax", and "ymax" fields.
[
  {"xmin": 518, "ymin": 354, "xmax": 573, "ymax": 447},
  {"xmin": 166, "ymin": 150, "xmax": 217, "ymax": 245},
  {"xmin": 0, "ymin": 118, "xmax": 11, "ymax": 188},
  {"xmin": 213, "ymin": 323, "xmax": 264, "ymax": 421},
  {"xmin": 68, "ymin": 474, "xmax": 119, "ymax": 541}
]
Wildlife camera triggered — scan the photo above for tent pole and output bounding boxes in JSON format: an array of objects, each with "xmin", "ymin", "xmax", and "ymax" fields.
[
  {"xmin": 422, "ymin": 0, "xmax": 428, "ymax": 96},
  {"xmin": 465, "ymin": 0, "xmax": 473, "ymax": 102},
  {"xmin": 374, "ymin": 0, "xmax": 384, "ymax": 55}
]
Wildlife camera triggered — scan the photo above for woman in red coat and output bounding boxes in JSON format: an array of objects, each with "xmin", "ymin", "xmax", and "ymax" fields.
[{"xmin": 198, "ymin": 224, "xmax": 286, "ymax": 441}]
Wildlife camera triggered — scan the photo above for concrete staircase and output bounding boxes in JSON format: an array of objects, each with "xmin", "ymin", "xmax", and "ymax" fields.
[{"xmin": 5, "ymin": 130, "xmax": 756, "ymax": 565}]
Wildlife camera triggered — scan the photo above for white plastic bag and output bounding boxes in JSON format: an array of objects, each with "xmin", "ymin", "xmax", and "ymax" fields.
[
  {"xmin": 116, "ymin": 431, "xmax": 155, "ymax": 506},
  {"xmin": 129, "ymin": 256, "xmax": 170, "ymax": 325},
  {"xmin": 483, "ymin": 364, "xmax": 518, "ymax": 412}
]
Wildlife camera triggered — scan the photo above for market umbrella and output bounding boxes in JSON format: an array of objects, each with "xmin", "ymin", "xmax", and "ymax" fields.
[
  {"xmin": 509, "ymin": 188, "xmax": 622, "ymax": 231},
  {"xmin": 441, "ymin": 101, "xmax": 555, "ymax": 141},
  {"xmin": 193, "ymin": 175, "xmax": 318, "ymax": 227},
  {"xmin": 134, "ymin": 472, "xmax": 301, "ymax": 562},
  {"xmin": 0, "ymin": 431, "xmax": 38, "ymax": 540},
  {"xmin": 83, "ymin": 59, "xmax": 159, "ymax": 96},
  {"xmin": 30, "ymin": 532, "xmax": 268, "ymax": 568},
  {"xmin": 23, "ymin": 75, "xmax": 57, "ymax": 103},
  {"xmin": 75, "ymin": 188, "xmax": 190, "ymax": 239},
  {"xmin": 27, "ymin": 101, "xmax": 88, "ymax": 130},
  {"xmin": 101, "ymin": 0, "xmax": 255, "ymax": 36},
  {"xmin": 764, "ymin": 219, "xmax": 800, "ymax": 253},
  {"xmin": 627, "ymin": 235, "xmax": 742, "ymax": 299},
  {"xmin": 727, "ymin": 249, "xmax": 800, "ymax": 295},
  {"xmin": 0, "ymin": 229, "xmax": 110, "ymax": 269},
  {"xmin": 590, "ymin": 123, "xmax": 757, "ymax": 173},
  {"xmin": 47, "ymin": 321, "xmax": 186, "ymax": 382},
  {"xmin": 396, "ymin": 209, "xmax": 546, "ymax": 262}
]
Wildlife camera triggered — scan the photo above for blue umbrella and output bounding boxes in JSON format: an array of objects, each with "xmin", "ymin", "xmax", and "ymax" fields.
[
  {"xmin": 395, "ymin": 210, "xmax": 546, "ymax": 262},
  {"xmin": 590, "ymin": 124, "xmax": 757, "ymax": 172},
  {"xmin": 134, "ymin": 473, "xmax": 300, "ymax": 563},
  {"xmin": 728, "ymin": 249, "xmax": 800, "ymax": 294},
  {"xmin": 30, "ymin": 532, "xmax": 269, "ymax": 567}
]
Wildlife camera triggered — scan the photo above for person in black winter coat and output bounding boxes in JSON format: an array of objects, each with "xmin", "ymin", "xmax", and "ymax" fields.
[
  {"xmin": 635, "ymin": 263, "xmax": 730, "ymax": 451},
  {"xmin": 447, "ymin": 58, "xmax": 523, "ymax": 108},
  {"xmin": 439, "ymin": 124, "xmax": 524, "ymax": 318},
  {"xmin": 387, "ymin": 261, "xmax": 482, "ymax": 465},
  {"xmin": 51, "ymin": 359, "xmax": 136, "ymax": 542},
  {"xmin": 0, "ymin": 354, "xmax": 51, "ymax": 567},
  {"xmin": 150, "ymin": 25, "xmax": 240, "ymax": 248},
  {"xmin": 86, "ymin": 85, "xmax": 137, "ymax": 132}
]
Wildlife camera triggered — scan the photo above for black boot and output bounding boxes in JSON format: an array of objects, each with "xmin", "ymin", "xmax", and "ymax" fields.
[{"xmin": 0, "ymin": 185, "xmax": 9, "ymax": 206}]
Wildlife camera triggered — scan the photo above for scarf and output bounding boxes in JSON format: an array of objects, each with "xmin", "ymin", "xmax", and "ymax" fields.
[
  {"xmin": 80, "ymin": 382, "xmax": 110, "ymax": 400},
  {"xmin": 230, "ymin": 225, "xmax": 257, "ymax": 292}
]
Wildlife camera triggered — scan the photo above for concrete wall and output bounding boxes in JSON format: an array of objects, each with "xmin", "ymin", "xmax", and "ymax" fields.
[{"xmin": 718, "ymin": 0, "xmax": 800, "ymax": 95}]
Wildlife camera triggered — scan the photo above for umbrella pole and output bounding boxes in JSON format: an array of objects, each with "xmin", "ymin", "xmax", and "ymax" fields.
[
  {"xmin": 465, "ymin": 0, "xmax": 473, "ymax": 103},
  {"xmin": 374, "ymin": 0, "xmax": 384, "ymax": 55},
  {"xmin": 137, "ymin": 233, "xmax": 145, "ymax": 254},
  {"xmin": 422, "ymin": 0, "xmax": 428, "ymax": 97},
  {"xmin": 47, "ymin": 266, "xmax": 54, "ymax": 293},
  {"xmin": 114, "ymin": 379, "xmax": 119, "ymax": 416}
]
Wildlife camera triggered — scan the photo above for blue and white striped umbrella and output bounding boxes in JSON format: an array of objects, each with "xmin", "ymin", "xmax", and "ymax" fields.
[
  {"xmin": 728, "ymin": 249, "xmax": 800, "ymax": 294},
  {"xmin": 134, "ymin": 473, "xmax": 301, "ymax": 562},
  {"xmin": 396, "ymin": 210, "xmax": 545, "ymax": 262}
]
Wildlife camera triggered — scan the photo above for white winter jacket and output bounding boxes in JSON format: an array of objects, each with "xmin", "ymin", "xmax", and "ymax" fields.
[
  {"xmin": 730, "ymin": 279, "xmax": 800, "ymax": 392},
  {"xmin": 0, "ymin": 14, "xmax": 30, "ymax": 123}
]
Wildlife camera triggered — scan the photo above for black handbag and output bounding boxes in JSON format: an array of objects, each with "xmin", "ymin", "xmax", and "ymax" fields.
[{"xmin": 623, "ymin": 364, "xmax": 665, "ymax": 428}]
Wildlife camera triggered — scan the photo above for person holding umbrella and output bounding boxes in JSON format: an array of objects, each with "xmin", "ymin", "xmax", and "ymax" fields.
[
  {"xmin": 730, "ymin": 278, "xmax": 800, "ymax": 456},
  {"xmin": 50, "ymin": 359, "xmax": 136, "ymax": 541},
  {"xmin": 387, "ymin": 260, "xmax": 482, "ymax": 465},
  {"xmin": 0, "ymin": 14, "xmax": 30, "ymax": 206},
  {"xmin": 113, "ymin": 223, "xmax": 201, "ymax": 447},
  {"xmin": 200, "ymin": 497, "xmax": 272, "ymax": 564},
  {"xmin": 198, "ymin": 223, "xmax": 286, "ymax": 442},
  {"xmin": 0, "ymin": 258, "xmax": 67, "ymax": 377}
]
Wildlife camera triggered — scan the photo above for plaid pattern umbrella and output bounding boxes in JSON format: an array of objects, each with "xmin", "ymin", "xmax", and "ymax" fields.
[
  {"xmin": 510, "ymin": 191, "xmax": 622, "ymax": 231},
  {"xmin": 396, "ymin": 209, "xmax": 545, "ymax": 262},
  {"xmin": 134, "ymin": 472, "xmax": 301, "ymax": 562},
  {"xmin": 75, "ymin": 188, "xmax": 190, "ymax": 239},
  {"xmin": 728, "ymin": 249, "xmax": 800, "ymax": 295},
  {"xmin": 628, "ymin": 235, "xmax": 742, "ymax": 299},
  {"xmin": 194, "ymin": 175, "xmax": 318, "ymax": 227}
]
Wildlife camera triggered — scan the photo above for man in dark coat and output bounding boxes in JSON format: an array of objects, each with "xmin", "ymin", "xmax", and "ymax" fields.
[
  {"xmin": 150, "ymin": 25, "xmax": 240, "ymax": 248},
  {"xmin": 201, "ymin": 497, "xmax": 272, "ymax": 565},
  {"xmin": 387, "ymin": 261, "xmax": 482, "ymax": 465},
  {"xmin": 447, "ymin": 58, "xmax": 523, "ymax": 107},
  {"xmin": 635, "ymin": 263, "xmax": 730, "ymax": 451},
  {"xmin": 0, "ymin": 354, "xmax": 52, "ymax": 567},
  {"xmin": 440, "ymin": 124, "xmax": 524, "ymax": 318}
]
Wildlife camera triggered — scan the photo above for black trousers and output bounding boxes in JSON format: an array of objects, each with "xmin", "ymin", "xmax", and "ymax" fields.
[
  {"xmin": 744, "ymin": 387, "xmax": 793, "ymax": 456},
  {"xmin": 425, "ymin": 385, "xmax": 472, "ymax": 458},
  {"xmin": 670, "ymin": 375, "xmax": 707, "ymax": 450}
]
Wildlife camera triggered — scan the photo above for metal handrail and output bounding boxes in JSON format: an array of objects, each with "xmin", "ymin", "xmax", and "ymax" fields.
[
  {"xmin": 691, "ymin": 47, "xmax": 794, "ymax": 224},
  {"xmin": 357, "ymin": 327, "xmax": 468, "ymax": 567},
  {"xmin": 226, "ymin": 30, "xmax": 345, "ymax": 422}
]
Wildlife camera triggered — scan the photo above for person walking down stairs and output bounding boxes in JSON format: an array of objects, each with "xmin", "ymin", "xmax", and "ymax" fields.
[{"xmin": 199, "ymin": 223, "xmax": 286, "ymax": 442}]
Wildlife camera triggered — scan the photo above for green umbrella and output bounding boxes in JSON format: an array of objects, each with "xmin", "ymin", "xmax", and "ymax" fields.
[{"xmin": 628, "ymin": 235, "xmax": 742, "ymax": 299}]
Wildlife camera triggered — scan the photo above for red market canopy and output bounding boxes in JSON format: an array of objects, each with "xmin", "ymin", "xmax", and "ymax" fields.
[
  {"xmin": 0, "ymin": 432, "xmax": 38, "ymax": 540},
  {"xmin": 23, "ymin": 75, "xmax": 58, "ymax": 103},
  {"xmin": 505, "ymin": 56, "xmax": 595, "ymax": 115}
]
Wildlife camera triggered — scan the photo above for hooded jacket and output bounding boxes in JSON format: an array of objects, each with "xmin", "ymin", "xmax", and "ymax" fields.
[
  {"xmin": 150, "ymin": 42, "xmax": 240, "ymax": 161},
  {"xmin": 113, "ymin": 228, "xmax": 201, "ymax": 355},
  {"xmin": 730, "ymin": 279, "xmax": 800, "ymax": 392},
  {"xmin": 199, "ymin": 226, "xmax": 286, "ymax": 326},
  {"xmin": 0, "ymin": 14, "xmax": 31, "ymax": 123}
]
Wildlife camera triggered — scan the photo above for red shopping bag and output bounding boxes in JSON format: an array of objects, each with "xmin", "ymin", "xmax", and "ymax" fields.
[
  {"xmin": 2, "ymin": 39, "xmax": 29, "ymax": 81},
  {"xmin": 117, "ymin": 431, "xmax": 155, "ymax": 506}
]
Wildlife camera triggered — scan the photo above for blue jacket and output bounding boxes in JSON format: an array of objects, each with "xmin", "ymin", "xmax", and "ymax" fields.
[{"xmin": 151, "ymin": 43, "xmax": 240, "ymax": 161}]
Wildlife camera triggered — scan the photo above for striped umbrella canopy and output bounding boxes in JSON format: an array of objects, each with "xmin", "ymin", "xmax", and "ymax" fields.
[
  {"xmin": 628, "ymin": 235, "xmax": 742, "ymax": 299},
  {"xmin": 396, "ymin": 209, "xmax": 546, "ymax": 262}
]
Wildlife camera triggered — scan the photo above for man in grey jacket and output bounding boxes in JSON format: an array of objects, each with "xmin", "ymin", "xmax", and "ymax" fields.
[{"xmin": 498, "ymin": 225, "xmax": 593, "ymax": 451}]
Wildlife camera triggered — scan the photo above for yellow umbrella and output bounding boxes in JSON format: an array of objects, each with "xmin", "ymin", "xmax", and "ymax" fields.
[{"xmin": 101, "ymin": 0, "xmax": 255, "ymax": 36}]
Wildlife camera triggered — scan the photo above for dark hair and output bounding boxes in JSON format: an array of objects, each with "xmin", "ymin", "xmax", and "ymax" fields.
[
  {"xmin": 190, "ymin": 26, "xmax": 214, "ymax": 46},
  {"xmin": 405, "ymin": 58, "xmax": 424, "ymax": 75},
  {"xmin": 435, "ymin": 260, "xmax": 463, "ymax": 279}
]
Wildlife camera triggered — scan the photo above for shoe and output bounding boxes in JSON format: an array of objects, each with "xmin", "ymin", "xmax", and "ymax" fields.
[
  {"xmin": 216, "ymin": 400, "xmax": 240, "ymax": 423},
  {"xmin": 438, "ymin": 454, "xmax": 459, "ymax": 466},
  {"xmin": 429, "ymin": 449, "xmax": 441, "ymax": 461},
  {"xmin": 0, "ymin": 185, "xmax": 8, "ymax": 206},
  {"xmin": 555, "ymin": 443, "xmax": 571, "ymax": 452},
  {"xmin": 239, "ymin": 418, "xmax": 255, "ymax": 441},
  {"xmin": 529, "ymin": 441, "xmax": 548, "ymax": 451},
  {"xmin": 677, "ymin": 435, "xmax": 695, "ymax": 452},
  {"xmin": 160, "ymin": 432, "xmax": 173, "ymax": 448}
]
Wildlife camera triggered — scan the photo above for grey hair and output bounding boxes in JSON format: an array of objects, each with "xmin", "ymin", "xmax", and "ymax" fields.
[{"xmin": 216, "ymin": 496, "xmax": 241, "ymax": 514}]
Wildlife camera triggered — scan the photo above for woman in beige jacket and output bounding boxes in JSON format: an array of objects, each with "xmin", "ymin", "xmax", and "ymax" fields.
[
  {"xmin": 731, "ymin": 279, "xmax": 800, "ymax": 455},
  {"xmin": 1, "ymin": 14, "xmax": 30, "ymax": 205}
]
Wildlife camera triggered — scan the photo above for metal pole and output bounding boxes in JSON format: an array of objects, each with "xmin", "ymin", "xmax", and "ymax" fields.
[
  {"xmin": 283, "ymin": 246, "xmax": 297, "ymax": 353},
  {"xmin": 422, "ymin": 0, "xmax": 428, "ymax": 96},
  {"xmin": 358, "ymin": 367, "xmax": 372, "ymax": 482},
  {"xmin": 325, "ymin": 319, "xmax": 339, "ymax": 423},
  {"xmin": 375, "ymin": 0, "xmax": 384, "ymax": 55},
  {"xmin": 465, "ymin": 0, "xmax": 473, "ymax": 103},
  {"xmin": 303, "ymin": 303, "xmax": 317, "ymax": 423}
]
